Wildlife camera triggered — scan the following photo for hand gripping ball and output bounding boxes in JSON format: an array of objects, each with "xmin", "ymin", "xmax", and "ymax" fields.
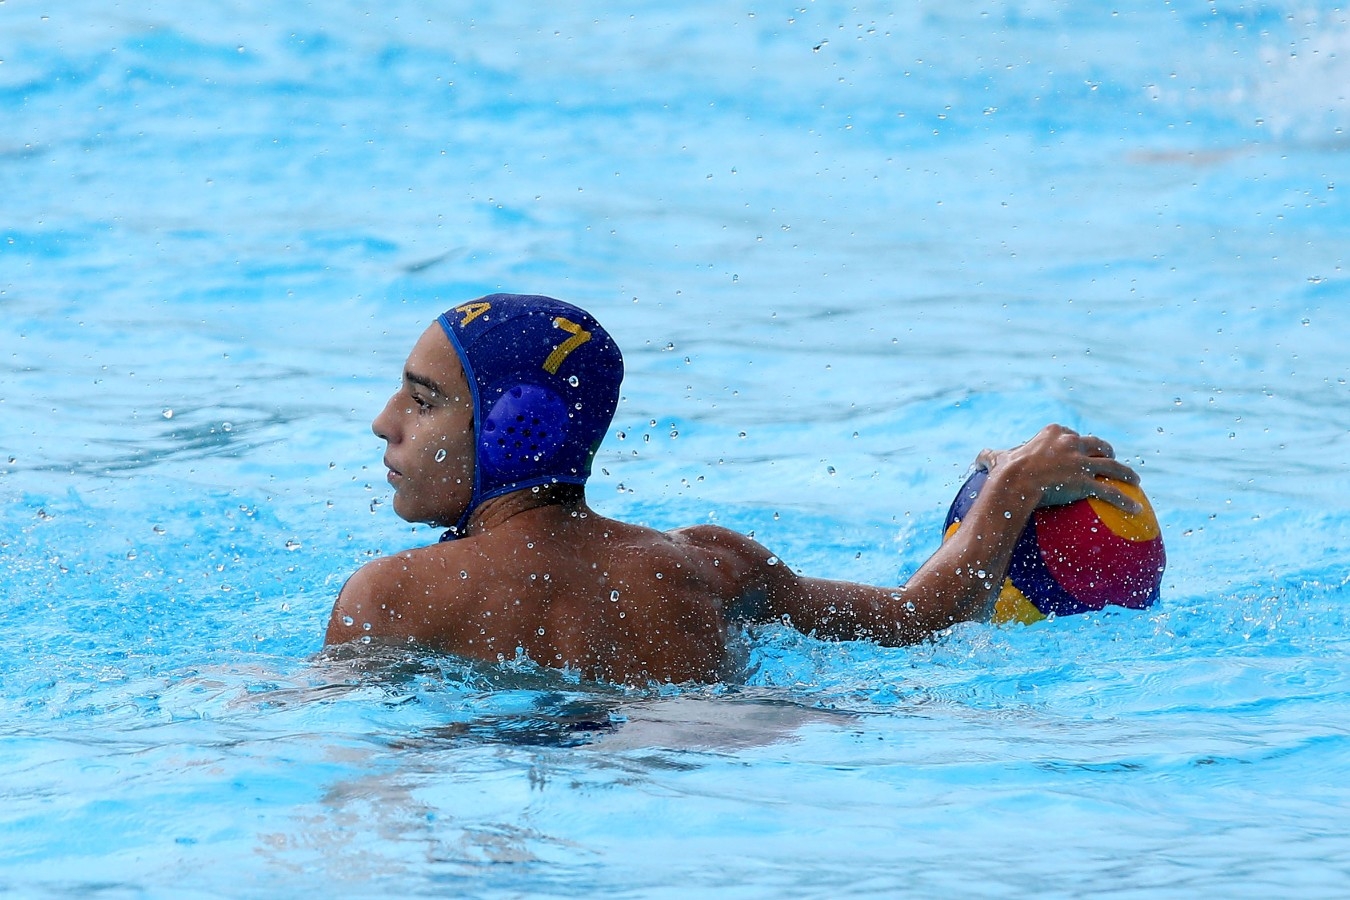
[{"xmin": 942, "ymin": 468, "xmax": 1166, "ymax": 625}]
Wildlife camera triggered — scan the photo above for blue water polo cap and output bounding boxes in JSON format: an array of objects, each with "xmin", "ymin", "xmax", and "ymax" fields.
[{"xmin": 437, "ymin": 293, "xmax": 623, "ymax": 536}]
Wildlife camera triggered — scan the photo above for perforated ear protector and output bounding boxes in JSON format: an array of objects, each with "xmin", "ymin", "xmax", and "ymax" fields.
[{"xmin": 478, "ymin": 383, "xmax": 569, "ymax": 482}]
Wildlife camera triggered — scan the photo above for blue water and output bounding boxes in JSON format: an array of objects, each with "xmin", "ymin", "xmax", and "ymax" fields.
[{"xmin": 3, "ymin": 1, "xmax": 1350, "ymax": 895}]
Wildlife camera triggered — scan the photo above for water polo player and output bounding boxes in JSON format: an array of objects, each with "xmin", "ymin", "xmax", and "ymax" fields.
[{"xmin": 325, "ymin": 293, "xmax": 1144, "ymax": 684}]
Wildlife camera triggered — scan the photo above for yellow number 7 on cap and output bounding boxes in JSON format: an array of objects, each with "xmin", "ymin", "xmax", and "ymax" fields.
[{"xmin": 543, "ymin": 316, "xmax": 592, "ymax": 374}]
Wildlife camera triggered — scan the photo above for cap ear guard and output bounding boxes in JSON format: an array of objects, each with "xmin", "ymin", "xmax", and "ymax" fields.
[{"xmin": 477, "ymin": 383, "xmax": 570, "ymax": 483}]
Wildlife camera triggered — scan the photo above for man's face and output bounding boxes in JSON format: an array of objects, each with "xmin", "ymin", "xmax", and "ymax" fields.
[{"xmin": 372, "ymin": 324, "xmax": 475, "ymax": 526}]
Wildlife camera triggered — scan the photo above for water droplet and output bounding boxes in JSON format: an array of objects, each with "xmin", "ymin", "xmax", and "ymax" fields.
[
  {"xmin": 221, "ymin": 421, "xmax": 233, "ymax": 432},
  {"xmin": 284, "ymin": 540, "xmax": 301, "ymax": 551},
  {"xmin": 162, "ymin": 408, "xmax": 174, "ymax": 419},
  {"xmin": 434, "ymin": 448, "xmax": 447, "ymax": 462},
  {"xmin": 341, "ymin": 615, "xmax": 354, "ymax": 627},
  {"xmin": 568, "ymin": 375, "xmax": 580, "ymax": 387},
  {"xmin": 537, "ymin": 627, "xmax": 546, "ymax": 636},
  {"xmin": 126, "ymin": 549, "xmax": 138, "ymax": 560},
  {"xmin": 459, "ymin": 570, "xmax": 468, "ymax": 579},
  {"xmin": 655, "ymin": 572, "xmax": 664, "ymax": 579},
  {"xmin": 362, "ymin": 621, "xmax": 372, "ymax": 631},
  {"xmin": 610, "ymin": 590, "xmax": 620, "ymax": 601},
  {"xmin": 766, "ymin": 556, "xmax": 779, "ymax": 566},
  {"xmin": 152, "ymin": 525, "xmax": 166, "ymax": 535},
  {"xmin": 617, "ymin": 431, "xmax": 627, "ymax": 440}
]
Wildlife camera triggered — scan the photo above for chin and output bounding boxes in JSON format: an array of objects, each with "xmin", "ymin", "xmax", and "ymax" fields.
[{"xmin": 389, "ymin": 493, "xmax": 417, "ymax": 523}]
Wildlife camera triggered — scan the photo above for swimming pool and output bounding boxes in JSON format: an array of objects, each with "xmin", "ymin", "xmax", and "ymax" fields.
[{"xmin": 3, "ymin": 0, "xmax": 1349, "ymax": 894}]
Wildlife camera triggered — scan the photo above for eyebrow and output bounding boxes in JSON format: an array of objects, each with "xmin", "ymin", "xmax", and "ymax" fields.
[{"xmin": 405, "ymin": 370, "xmax": 449, "ymax": 398}]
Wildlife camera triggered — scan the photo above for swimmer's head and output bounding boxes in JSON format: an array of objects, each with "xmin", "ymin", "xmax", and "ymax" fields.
[{"xmin": 436, "ymin": 294, "xmax": 624, "ymax": 537}]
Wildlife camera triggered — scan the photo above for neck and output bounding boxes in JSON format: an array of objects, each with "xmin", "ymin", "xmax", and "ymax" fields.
[{"xmin": 459, "ymin": 487, "xmax": 590, "ymax": 537}]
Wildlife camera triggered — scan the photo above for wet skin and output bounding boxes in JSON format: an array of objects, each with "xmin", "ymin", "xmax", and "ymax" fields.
[{"xmin": 326, "ymin": 324, "xmax": 1142, "ymax": 684}]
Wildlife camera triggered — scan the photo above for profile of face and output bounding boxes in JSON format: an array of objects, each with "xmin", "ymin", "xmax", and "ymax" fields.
[{"xmin": 371, "ymin": 324, "xmax": 475, "ymax": 526}]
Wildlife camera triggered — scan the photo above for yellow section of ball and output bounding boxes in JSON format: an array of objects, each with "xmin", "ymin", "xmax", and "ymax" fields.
[
  {"xmin": 992, "ymin": 580, "xmax": 1047, "ymax": 625},
  {"xmin": 1086, "ymin": 480, "xmax": 1161, "ymax": 542}
]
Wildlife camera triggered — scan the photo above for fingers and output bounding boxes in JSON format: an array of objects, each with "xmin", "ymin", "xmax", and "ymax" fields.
[
  {"xmin": 1084, "ymin": 477, "xmax": 1144, "ymax": 514},
  {"xmin": 1080, "ymin": 435, "xmax": 1116, "ymax": 459},
  {"xmin": 1086, "ymin": 454, "xmax": 1139, "ymax": 485}
]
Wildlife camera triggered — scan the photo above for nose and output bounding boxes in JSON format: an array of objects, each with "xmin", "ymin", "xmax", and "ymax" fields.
[{"xmin": 372, "ymin": 392, "xmax": 399, "ymax": 442}]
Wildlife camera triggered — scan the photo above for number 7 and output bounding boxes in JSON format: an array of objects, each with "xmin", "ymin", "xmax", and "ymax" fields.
[{"xmin": 543, "ymin": 316, "xmax": 592, "ymax": 374}]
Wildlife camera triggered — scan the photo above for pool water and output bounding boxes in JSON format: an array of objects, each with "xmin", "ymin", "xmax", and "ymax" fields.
[{"xmin": 4, "ymin": 0, "xmax": 1350, "ymax": 894}]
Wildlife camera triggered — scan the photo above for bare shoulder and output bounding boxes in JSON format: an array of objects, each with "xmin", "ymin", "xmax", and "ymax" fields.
[
  {"xmin": 669, "ymin": 523, "xmax": 776, "ymax": 564},
  {"xmin": 666, "ymin": 524, "xmax": 797, "ymax": 611},
  {"xmin": 325, "ymin": 543, "xmax": 466, "ymax": 646}
]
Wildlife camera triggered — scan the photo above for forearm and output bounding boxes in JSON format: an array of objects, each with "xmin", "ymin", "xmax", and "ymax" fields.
[
  {"xmin": 768, "ymin": 465, "xmax": 1040, "ymax": 643},
  {"xmin": 899, "ymin": 465, "xmax": 1041, "ymax": 626}
]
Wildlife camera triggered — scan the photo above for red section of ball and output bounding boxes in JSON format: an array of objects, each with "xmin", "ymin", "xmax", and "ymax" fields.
[{"xmin": 1033, "ymin": 500, "xmax": 1166, "ymax": 610}]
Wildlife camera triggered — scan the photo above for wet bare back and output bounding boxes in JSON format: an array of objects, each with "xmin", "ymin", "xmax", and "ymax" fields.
[{"xmin": 326, "ymin": 504, "xmax": 772, "ymax": 684}]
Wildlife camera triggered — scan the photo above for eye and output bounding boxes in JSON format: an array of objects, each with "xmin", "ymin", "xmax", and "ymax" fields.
[{"xmin": 409, "ymin": 390, "xmax": 433, "ymax": 413}]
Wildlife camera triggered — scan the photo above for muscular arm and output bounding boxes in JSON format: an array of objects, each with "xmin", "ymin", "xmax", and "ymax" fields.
[{"xmin": 718, "ymin": 424, "xmax": 1144, "ymax": 644}]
